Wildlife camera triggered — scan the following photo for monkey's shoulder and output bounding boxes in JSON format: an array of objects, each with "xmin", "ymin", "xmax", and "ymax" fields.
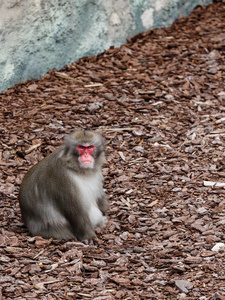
[{"xmin": 20, "ymin": 148, "xmax": 62, "ymax": 182}]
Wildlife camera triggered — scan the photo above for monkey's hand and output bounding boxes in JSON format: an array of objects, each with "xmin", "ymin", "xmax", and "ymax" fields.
[{"xmin": 98, "ymin": 216, "xmax": 108, "ymax": 229}]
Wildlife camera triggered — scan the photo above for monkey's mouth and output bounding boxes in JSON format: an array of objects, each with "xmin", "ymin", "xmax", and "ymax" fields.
[
  {"xmin": 78, "ymin": 156, "xmax": 94, "ymax": 168},
  {"xmin": 80, "ymin": 157, "xmax": 93, "ymax": 165},
  {"xmin": 82, "ymin": 160, "xmax": 92, "ymax": 165}
]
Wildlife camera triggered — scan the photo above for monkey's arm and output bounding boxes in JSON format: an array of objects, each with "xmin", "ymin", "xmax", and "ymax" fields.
[{"xmin": 97, "ymin": 192, "xmax": 109, "ymax": 214}]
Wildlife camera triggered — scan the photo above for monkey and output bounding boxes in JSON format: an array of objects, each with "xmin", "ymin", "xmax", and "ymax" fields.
[{"xmin": 18, "ymin": 129, "xmax": 109, "ymax": 241}]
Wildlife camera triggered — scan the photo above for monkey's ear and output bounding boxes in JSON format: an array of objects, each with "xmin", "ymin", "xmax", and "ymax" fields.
[
  {"xmin": 64, "ymin": 134, "xmax": 70, "ymax": 145},
  {"xmin": 62, "ymin": 135, "xmax": 75, "ymax": 156},
  {"xmin": 64, "ymin": 132, "xmax": 78, "ymax": 145}
]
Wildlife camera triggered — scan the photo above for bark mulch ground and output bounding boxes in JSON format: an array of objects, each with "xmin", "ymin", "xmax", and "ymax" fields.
[{"xmin": 1, "ymin": 1, "xmax": 225, "ymax": 299}]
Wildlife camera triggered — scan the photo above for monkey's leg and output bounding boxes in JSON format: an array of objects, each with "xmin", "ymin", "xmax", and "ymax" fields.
[{"xmin": 26, "ymin": 215, "xmax": 76, "ymax": 240}]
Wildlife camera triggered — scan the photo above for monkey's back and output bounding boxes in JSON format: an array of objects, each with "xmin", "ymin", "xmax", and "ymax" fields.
[{"xmin": 18, "ymin": 148, "xmax": 76, "ymax": 239}]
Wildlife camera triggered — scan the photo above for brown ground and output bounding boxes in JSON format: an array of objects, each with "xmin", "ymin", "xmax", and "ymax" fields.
[{"xmin": 1, "ymin": 1, "xmax": 225, "ymax": 299}]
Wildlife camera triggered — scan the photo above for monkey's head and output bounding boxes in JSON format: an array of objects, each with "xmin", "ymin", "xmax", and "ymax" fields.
[{"xmin": 63, "ymin": 130, "xmax": 105, "ymax": 171}]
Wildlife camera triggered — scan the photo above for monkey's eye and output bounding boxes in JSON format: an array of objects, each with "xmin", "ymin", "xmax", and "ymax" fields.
[{"xmin": 77, "ymin": 145, "xmax": 94, "ymax": 152}]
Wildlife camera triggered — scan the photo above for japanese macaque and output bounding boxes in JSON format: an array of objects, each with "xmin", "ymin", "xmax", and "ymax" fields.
[{"xmin": 18, "ymin": 130, "xmax": 109, "ymax": 241}]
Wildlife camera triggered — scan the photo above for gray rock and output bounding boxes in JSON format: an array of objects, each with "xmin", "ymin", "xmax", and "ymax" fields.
[
  {"xmin": 175, "ymin": 279, "xmax": 193, "ymax": 293},
  {"xmin": 0, "ymin": 0, "xmax": 212, "ymax": 92}
]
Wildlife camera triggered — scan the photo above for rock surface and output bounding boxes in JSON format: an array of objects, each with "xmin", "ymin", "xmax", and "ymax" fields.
[{"xmin": 0, "ymin": 0, "xmax": 211, "ymax": 92}]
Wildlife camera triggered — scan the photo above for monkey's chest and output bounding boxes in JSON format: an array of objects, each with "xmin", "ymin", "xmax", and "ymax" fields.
[
  {"xmin": 68, "ymin": 171, "xmax": 105, "ymax": 228},
  {"xmin": 69, "ymin": 172, "xmax": 103, "ymax": 206}
]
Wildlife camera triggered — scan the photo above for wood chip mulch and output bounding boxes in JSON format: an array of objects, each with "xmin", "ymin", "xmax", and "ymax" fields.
[{"xmin": 1, "ymin": 1, "xmax": 225, "ymax": 299}]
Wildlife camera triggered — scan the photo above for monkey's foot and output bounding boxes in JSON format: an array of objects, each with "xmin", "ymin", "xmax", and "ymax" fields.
[{"xmin": 83, "ymin": 239, "xmax": 98, "ymax": 246}]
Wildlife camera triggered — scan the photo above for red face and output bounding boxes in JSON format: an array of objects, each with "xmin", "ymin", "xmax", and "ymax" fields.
[{"xmin": 77, "ymin": 144, "xmax": 95, "ymax": 166}]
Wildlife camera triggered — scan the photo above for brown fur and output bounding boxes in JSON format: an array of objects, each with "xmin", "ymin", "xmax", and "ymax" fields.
[{"xmin": 18, "ymin": 130, "xmax": 108, "ymax": 240}]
